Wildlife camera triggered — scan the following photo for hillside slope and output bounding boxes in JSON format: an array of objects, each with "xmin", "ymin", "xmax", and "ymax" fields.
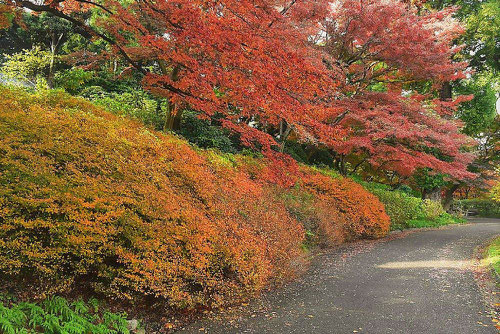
[{"xmin": 0, "ymin": 87, "xmax": 389, "ymax": 310}]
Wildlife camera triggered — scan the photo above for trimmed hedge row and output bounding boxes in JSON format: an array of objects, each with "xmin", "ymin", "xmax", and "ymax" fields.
[{"xmin": 360, "ymin": 182, "xmax": 458, "ymax": 229}]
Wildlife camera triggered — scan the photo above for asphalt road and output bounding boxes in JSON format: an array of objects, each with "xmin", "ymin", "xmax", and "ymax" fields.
[{"xmin": 178, "ymin": 218, "xmax": 500, "ymax": 334}]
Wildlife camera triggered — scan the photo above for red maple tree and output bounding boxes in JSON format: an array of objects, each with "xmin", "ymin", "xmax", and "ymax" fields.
[
  {"xmin": 10, "ymin": 0, "xmax": 345, "ymax": 149},
  {"xmin": 6, "ymin": 0, "xmax": 477, "ymax": 182},
  {"xmin": 319, "ymin": 0, "xmax": 476, "ymax": 180}
]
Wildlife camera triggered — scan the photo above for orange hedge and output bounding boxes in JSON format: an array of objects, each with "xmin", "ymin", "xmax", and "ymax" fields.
[
  {"xmin": 300, "ymin": 171, "xmax": 390, "ymax": 244},
  {"xmin": 0, "ymin": 87, "xmax": 389, "ymax": 310}
]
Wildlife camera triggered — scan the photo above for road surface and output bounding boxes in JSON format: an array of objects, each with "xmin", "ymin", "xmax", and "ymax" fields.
[{"xmin": 178, "ymin": 218, "xmax": 499, "ymax": 334}]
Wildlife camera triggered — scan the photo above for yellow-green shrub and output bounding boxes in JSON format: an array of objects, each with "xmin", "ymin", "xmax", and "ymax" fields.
[
  {"xmin": 365, "ymin": 187, "xmax": 424, "ymax": 228},
  {"xmin": 455, "ymin": 199, "xmax": 500, "ymax": 218},
  {"xmin": 362, "ymin": 182, "xmax": 456, "ymax": 229},
  {"xmin": 421, "ymin": 199, "xmax": 446, "ymax": 220}
]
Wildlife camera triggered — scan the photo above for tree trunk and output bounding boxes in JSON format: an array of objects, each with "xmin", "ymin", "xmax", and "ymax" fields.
[
  {"xmin": 48, "ymin": 41, "xmax": 55, "ymax": 88},
  {"xmin": 340, "ymin": 156, "xmax": 347, "ymax": 176},
  {"xmin": 164, "ymin": 102, "xmax": 182, "ymax": 131},
  {"xmin": 278, "ymin": 120, "xmax": 293, "ymax": 153},
  {"xmin": 163, "ymin": 99, "xmax": 171, "ymax": 131},
  {"xmin": 48, "ymin": 54, "xmax": 55, "ymax": 88},
  {"xmin": 423, "ymin": 188, "xmax": 442, "ymax": 202},
  {"xmin": 442, "ymin": 184, "xmax": 460, "ymax": 212},
  {"xmin": 440, "ymin": 81, "xmax": 452, "ymax": 100},
  {"xmin": 423, "ymin": 81, "xmax": 453, "ymax": 204},
  {"xmin": 47, "ymin": 32, "xmax": 64, "ymax": 89},
  {"xmin": 350, "ymin": 158, "xmax": 366, "ymax": 175},
  {"xmin": 304, "ymin": 145, "xmax": 318, "ymax": 164},
  {"xmin": 171, "ymin": 108, "xmax": 183, "ymax": 130},
  {"xmin": 159, "ymin": 61, "xmax": 183, "ymax": 131},
  {"xmin": 334, "ymin": 154, "xmax": 348, "ymax": 176}
]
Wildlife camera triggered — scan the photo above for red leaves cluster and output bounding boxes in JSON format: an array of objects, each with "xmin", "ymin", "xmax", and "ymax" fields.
[
  {"xmin": 332, "ymin": 92, "xmax": 476, "ymax": 179},
  {"xmin": 119, "ymin": 0, "xmax": 340, "ymax": 150},
  {"xmin": 8, "ymin": 0, "xmax": 477, "ymax": 180},
  {"xmin": 326, "ymin": 1, "xmax": 466, "ymax": 82},
  {"xmin": 324, "ymin": 0, "xmax": 475, "ymax": 179}
]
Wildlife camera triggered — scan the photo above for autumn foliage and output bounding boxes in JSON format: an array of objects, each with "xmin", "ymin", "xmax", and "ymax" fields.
[
  {"xmin": 5, "ymin": 0, "xmax": 476, "ymax": 182},
  {"xmin": 301, "ymin": 171, "xmax": 390, "ymax": 243},
  {"xmin": 323, "ymin": 0, "xmax": 475, "ymax": 179},
  {"xmin": 0, "ymin": 87, "xmax": 389, "ymax": 309}
]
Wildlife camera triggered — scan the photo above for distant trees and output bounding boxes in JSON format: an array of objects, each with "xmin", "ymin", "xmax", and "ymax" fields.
[{"xmin": 419, "ymin": 0, "xmax": 499, "ymax": 203}]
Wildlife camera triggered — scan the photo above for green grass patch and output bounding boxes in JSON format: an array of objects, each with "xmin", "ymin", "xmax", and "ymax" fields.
[
  {"xmin": 404, "ymin": 213, "xmax": 466, "ymax": 229},
  {"xmin": 306, "ymin": 165, "xmax": 341, "ymax": 179},
  {"xmin": 0, "ymin": 295, "xmax": 131, "ymax": 334},
  {"xmin": 482, "ymin": 237, "xmax": 500, "ymax": 278}
]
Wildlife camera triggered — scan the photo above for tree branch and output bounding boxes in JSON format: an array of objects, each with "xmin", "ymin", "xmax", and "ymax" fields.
[
  {"xmin": 15, "ymin": 0, "xmax": 147, "ymax": 75},
  {"xmin": 268, "ymin": 0, "xmax": 297, "ymax": 28},
  {"xmin": 13, "ymin": 0, "xmax": 202, "ymax": 99}
]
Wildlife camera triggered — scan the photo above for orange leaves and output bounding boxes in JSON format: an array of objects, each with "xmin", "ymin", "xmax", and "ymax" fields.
[
  {"xmin": 301, "ymin": 170, "xmax": 391, "ymax": 242},
  {"xmin": 0, "ymin": 88, "xmax": 390, "ymax": 311},
  {"xmin": 0, "ymin": 88, "xmax": 304, "ymax": 309},
  {"xmin": 0, "ymin": 4, "xmax": 13, "ymax": 29}
]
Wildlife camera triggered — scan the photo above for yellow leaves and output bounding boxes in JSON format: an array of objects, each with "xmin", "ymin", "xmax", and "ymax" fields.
[{"xmin": 163, "ymin": 322, "xmax": 176, "ymax": 330}]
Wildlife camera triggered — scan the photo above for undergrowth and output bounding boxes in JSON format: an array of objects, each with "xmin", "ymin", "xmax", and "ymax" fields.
[
  {"xmin": 405, "ymin": 214, "xmax": 465, "ymax": 229},
  {"xmin": 357, "ymin": 180, "xmax": 464, "ymax": 230},
  {"xmin": 0, "ymin": 295, "xmax": 130, "ymax": 334},
  {"xmin": 483, "ymin": 237, "xmax": 500, "ymax": 279}
]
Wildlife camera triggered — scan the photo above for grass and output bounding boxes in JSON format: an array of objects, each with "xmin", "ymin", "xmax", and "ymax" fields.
[
  {"xmin": 404, "ymin": 214, "xmax": 466, "ymax": 229},
  {"xmin": 482, "ymin": 237, "xmax": 500, "ymax": 278}
]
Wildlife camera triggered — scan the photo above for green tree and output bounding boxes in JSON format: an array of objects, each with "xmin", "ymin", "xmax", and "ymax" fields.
[
  {"xmin": 21, "ymin": 13, "xmax": 74, "ymax": 87},
  {"xmin": 1, "ymin": 46, "xmax": 53, "ymax": 86},
  {"xmin": 423, "ymin": 0, "xmax": 499, "ymax": 208}
]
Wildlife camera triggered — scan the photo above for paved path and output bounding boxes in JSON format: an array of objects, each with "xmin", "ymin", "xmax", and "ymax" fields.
[{"xmin": 178, "ymin": 219, "xmax": 499, "ymax": 334}]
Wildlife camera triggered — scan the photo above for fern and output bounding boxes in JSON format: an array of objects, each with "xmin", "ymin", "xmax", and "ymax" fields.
[
  {"xmin": 102, "ymin": 311, "xmax": 130, "ymax": 334},
  {"xmin": 88, "ymin": 298, "xmax": 100, "ymax": 313},
  {"xmin": 0, "ymin": 317, "xmax": 16, "ymax": 334},
  {"xmin": 62, "ymin": 321, "xmax": 86, "ymax": 334},
  {"xmin": 43, "ymin": 296, "xmax": 74, "ymax": 322},
  {"xmin": 0, "ymin": 296, "xmax": 131, "ymax": 334},
  {"xmin": 42, "ymin": 313, "xmax": 62, "ymax": 334},
  {"xmin": 0, "ymin": 302, "xmax": 27, "ymax": 329},
  {"xmin": 71, "ymin": 300, "xmax": 88, "ymax": 315},
  {"xmin": 21, "ymin": 303, "xmax": 46, "ymax": 329}
]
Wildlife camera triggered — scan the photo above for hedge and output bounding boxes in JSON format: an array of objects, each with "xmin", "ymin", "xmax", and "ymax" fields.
[{"xmin": 0, "ymin": 87, "xmax": 390, "ymax": 310}]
